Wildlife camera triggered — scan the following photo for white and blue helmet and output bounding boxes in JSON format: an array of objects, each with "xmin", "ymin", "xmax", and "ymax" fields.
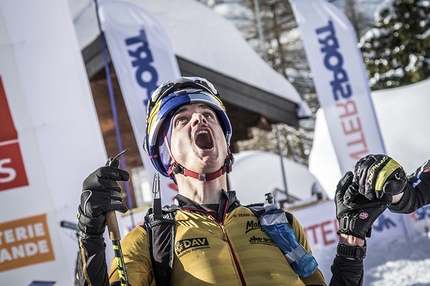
[{"xmin": 144, "ymin": 77, "xmax": 233, "ymax": 179}]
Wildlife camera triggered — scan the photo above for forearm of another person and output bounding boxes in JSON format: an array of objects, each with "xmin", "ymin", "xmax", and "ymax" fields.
[
  {"xmin": 329, "ymin": 234, "xmax": 365, "ymax": 286},
  {"xmin": 389, "ymin": 183, "xmax": 430, "ymax": 213},
  {"xmin": 330, "ymin": 170, "xmax": 382, "ymax": 286},
  {"xmin": 389, "ymin": 162, "xmax": 430, "ymax": 213}
]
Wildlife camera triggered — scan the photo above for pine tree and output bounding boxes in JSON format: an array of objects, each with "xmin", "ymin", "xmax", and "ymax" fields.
[{"xmin": 359, "ymin": 0, "xmax": 430, "ymax": 90}]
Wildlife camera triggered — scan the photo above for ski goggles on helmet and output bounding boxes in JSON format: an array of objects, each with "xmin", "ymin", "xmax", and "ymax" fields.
[
  {"xmin": 149, "ymin": 76, "xmax": 220, "ymax": 106},
  {"xmin": 143, "ymin": 77, "xmax": 233, "ymax": 177}
]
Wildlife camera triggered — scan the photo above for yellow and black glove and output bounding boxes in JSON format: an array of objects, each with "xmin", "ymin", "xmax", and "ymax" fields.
[{"xmin": 353, "ymin": 154, "xmax": 407, "ymax": 200}]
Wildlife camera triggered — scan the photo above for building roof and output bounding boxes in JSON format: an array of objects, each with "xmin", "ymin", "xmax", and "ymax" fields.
[{"xmin": 70, "ymin": 0, "xmax": 311, "ymax": 128}]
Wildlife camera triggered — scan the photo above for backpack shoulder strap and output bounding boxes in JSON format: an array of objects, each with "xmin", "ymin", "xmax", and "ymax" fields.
[
  {"xmin": 142, "ymin": 205, "xmax": 179, "ymax": 286},
  {"xmin": 246, "ymin": 203, "xmax": 293, "ymax": 226}
]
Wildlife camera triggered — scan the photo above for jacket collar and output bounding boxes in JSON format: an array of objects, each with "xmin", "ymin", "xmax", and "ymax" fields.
[{"xmin": 174, "ymin": 190, "xmax": 241, "ymax": 213}]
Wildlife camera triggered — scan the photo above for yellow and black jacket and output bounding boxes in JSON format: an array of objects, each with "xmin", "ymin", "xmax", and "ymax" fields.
[{"xmin": 77, "ymin": 190, "xmax": 363, "ymax": 286}]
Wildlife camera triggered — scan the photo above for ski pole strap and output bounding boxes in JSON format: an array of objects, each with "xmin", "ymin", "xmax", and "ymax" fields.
[{"xmin": 152, "ymin": 173, "xmax": 162, "ymax": 220}]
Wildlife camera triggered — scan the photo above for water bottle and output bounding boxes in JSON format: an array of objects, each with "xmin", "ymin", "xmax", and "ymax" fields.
[{"xmin": 260, "ymin": 193, "xmax": 318, "ymax": 277}]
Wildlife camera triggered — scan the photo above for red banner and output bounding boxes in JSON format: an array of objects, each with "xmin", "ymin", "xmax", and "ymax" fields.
[{"xmin": 0, "ymin": 76, "xmax": 29, "ymax": 191}]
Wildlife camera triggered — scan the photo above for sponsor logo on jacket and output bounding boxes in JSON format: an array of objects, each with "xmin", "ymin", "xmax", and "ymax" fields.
[
  {"xmin": 245, "ymin": 220, "xmax": 261, "ymax": 233},
  {"xmin": 175, "ymin": 237, "xmax": 209, "ymax": 256},
  {"xmin": 249, "ymin": 235, "xmax": 275, "ymax": 246}
]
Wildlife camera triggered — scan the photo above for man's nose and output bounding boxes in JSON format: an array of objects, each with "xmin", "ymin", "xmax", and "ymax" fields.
[{"xmin": 191, "ymin": 113, "xmax": 207, "ymax": 126}]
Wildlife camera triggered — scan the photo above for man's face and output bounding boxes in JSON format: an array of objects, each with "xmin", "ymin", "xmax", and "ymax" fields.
[{"xmin": 170, "ymin": 103, "xmax": 227, "ymax": 174}]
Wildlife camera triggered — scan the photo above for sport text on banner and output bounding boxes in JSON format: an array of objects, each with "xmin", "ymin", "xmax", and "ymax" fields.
[{"xmin": 289, "ymin": 0, "xmax": 385, "ymax": 174}]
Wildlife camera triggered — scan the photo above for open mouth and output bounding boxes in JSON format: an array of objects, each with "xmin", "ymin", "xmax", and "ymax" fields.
[{"xmin": 195, "ymin": 130, "xmax": 213, "ymax": 150}]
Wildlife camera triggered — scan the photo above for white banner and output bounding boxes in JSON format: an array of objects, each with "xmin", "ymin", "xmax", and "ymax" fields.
[
  {"xmin": 0, "ymin": 0, "xmax": 110, "ymax": 283},
  {"xmin": 98, "ymin": 1, "xmax": 181, "ymax": 209},
  {"xmin": 289, "ymin": 0, "xmax": 385, "ymax": 173}
]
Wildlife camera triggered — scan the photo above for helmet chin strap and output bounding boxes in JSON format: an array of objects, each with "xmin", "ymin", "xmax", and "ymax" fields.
[{"xmin": 168, "ymin": 153, "xmax": 234, "ymax": 182}]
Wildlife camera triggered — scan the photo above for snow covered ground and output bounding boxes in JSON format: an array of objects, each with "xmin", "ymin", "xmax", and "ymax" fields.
[{"xmin": 364, "ymin": 232, "xmax": 430, "ymax": 285}]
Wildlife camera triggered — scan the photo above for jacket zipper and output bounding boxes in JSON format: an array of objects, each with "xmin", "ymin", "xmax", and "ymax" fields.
[
  {"xmin": 181, "ymin": 205, "xmax": 247, "ymax": 286},
  {"xmin": 219, "ymin": 221, "xmax": 247, "ymax": 285},
  {"xmin": 219, "ymin": 202, "xmax": 247, "ymax": 286}
]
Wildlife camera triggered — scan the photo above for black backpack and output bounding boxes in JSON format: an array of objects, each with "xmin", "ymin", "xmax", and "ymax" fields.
[{"xmin": 142, "ymin": 203, "xmax": 293, "ymax": 286}]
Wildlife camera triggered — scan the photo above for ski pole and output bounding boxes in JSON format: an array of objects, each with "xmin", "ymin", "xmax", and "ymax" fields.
[
  {"xmin": 152, "ymin": 173, "xmax": 162, "ymax": 219},
  {"xmin": 105, "ymin": 149, "xmax": 129, "ymax": 286}
]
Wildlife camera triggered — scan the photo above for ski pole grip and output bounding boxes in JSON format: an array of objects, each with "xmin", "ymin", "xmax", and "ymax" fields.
[
  {"xmin": 106, "ymin": 211, "xmax": 121, "ymax": 241},
  {"xmin": 104, "ymin": 149, "xmax": 128, "ymax": 242}
]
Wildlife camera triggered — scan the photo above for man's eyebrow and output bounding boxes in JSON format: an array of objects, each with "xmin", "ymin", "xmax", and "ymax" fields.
[
  {"xmin": 175, "ymin": 104, "xmax": 211, "ymax": 115},
  {"xmin": 174, "ymin": 106, "xmax": 189, "ymax": 115}
]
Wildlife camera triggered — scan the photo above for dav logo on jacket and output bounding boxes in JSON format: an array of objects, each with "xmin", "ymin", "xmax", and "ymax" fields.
[
  {"xmin": 175, "ymin": 237, "xmax": 209, "ymax": 256},
  {"xmin": 0, "ymin": 76, "xmax": 29, "ymax": 191}
]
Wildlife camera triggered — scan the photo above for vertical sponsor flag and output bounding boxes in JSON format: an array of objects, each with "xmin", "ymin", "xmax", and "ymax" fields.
[
  {"xmin": 98, "ymin": 2, "xmax": 180, "ymax": 206},
  {"xmin": 289, "ymin": 0, "xmax": 385, "ymax": 173}
]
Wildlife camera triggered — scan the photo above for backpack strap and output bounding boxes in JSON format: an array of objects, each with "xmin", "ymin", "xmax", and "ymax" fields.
[
  {"xmin": 143, "ymin": 205, "xmax": 179, "ymax": 286},
  {"xmin": 246, "ymin": 203, "xmax": 293, "ymax": 226}
]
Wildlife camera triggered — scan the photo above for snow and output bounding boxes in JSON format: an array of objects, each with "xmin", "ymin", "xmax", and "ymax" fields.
[
  {"xmin": 374, "ymin": 0, "xmax": 396, "ymax": 22},
  {"xmin": 229, "ymin": 150, "xmax": 328, "ymax": 205},
  {"xmin": 364, "ymin": 233, "xmax": 430, "ymax": 285}
]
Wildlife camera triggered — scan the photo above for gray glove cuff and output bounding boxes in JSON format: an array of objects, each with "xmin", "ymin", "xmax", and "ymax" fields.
[{"xmin": 77, "ymin": 206, "xmax": 106, "ymax": 236}]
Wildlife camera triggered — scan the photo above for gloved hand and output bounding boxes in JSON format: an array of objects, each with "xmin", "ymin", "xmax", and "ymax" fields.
[
  {"xmin": 77, "ymin": 166, "xmax": 129, "ymax": 236},
  {"xmin": 335, "ymin": 171, "xmax": 391, "ymax": 239},
  {"xmin": 354, "ymin": 154, "xmax": 407, "ymax": 200}
]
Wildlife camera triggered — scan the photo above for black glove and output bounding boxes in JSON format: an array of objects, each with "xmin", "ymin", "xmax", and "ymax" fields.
[
  {"xmin": 335, "ymin": 171, "xmax": 391, "ymax": 239},
  {"xmin": 354, "ymin": 154, "xmax": 407, "ymax": 200},
  {"xmin": 77, "ymin": 166, "xmax": 129, "ymax": 236}
]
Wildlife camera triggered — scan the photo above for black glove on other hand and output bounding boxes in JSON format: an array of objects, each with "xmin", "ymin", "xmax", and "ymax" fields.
[
  {"xmin": 78, "ymin": 166, "xmax": 129, "ymax": 236},
  {"xmin": 354, "ymin": 154, "xmax": 407, "ymax": 200},
  {"xmin": 336, "ymin": 171, "xmax": 391, "ymax": 240}
]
